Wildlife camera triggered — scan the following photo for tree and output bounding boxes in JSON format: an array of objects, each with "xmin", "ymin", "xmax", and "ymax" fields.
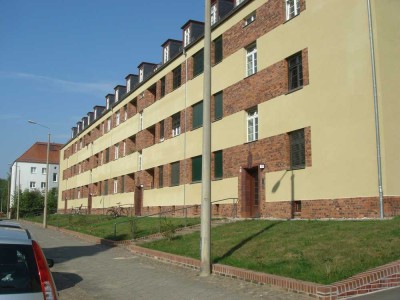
[
  {"xmin": 0, "ymin": 178, "xmax": 9, "ymax": 215},
  {"xmin": 47, "ymin": 188, "xmax": 58, "ymax": 213}
]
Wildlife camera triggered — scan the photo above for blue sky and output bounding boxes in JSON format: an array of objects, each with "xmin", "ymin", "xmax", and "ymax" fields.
[{"xmin": 0, "ymin": 0, "xmax": 205, "ymax": 178}]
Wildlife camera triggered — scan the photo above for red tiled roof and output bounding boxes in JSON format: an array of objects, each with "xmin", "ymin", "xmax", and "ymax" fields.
[{"xmin": 16, "ymin": 142, "xmax": 63, "ymax": 164}]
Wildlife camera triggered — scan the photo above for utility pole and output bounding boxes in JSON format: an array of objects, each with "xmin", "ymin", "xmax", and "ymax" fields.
[{"xmin": 200, "ymin": 0, "xmax": 212, "ymax": 276}]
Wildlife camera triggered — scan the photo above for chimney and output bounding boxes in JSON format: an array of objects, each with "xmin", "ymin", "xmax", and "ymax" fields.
[{"xmin": 76, "ymin": 121, "xmax": 82, "ymax": 133}]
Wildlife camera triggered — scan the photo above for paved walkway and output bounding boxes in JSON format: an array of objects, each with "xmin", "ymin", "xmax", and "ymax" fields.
[{"xmin": 24, "ymin": 222, "xmax": 312, "ymax": 300}]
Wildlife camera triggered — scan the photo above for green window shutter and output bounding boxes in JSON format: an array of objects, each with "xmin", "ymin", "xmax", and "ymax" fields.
[
  {"xmin": 171, "ymin": 162, "xmax": 180, "ymax": 186},
  {"xmin": 214, "ymin": 92, "xmax": 223, "ymax": 120},
  {"xmin": 214, "ymin": 36, "xmax": 223, "ymax": 64},
  {"xmin": 193, "ymin": 49, "xmax": 204, "ymax": 77},
  {"xmin": 214, "ymin": 151, "xmax": 223, "ymax": 179},
  {"xmin": 173, "ymin": 66, "xmax": 181, "ymax": 89},
  {"xmin": 192, "ymin": 101, "xmax": 203, "ymax": 129},
  {"xmin": 161, "ymin": 77, "xmax": 166, "ymax": 97},
  {"xmin": 192, "ymin": 156, "xmax": 202, "ymax": 182},
  {"xmin": 290, "ymin": 129, "xmax": 305, "ymax": 169}
]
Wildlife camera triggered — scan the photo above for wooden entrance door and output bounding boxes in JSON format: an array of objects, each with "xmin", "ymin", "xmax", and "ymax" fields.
[
  {"xmin": 134, "ymin": 186, "xmax": 143, "ymax": 216},
  {"xmin": 241, "ymin": 167, "xmax": 260, "ymax": 218}
]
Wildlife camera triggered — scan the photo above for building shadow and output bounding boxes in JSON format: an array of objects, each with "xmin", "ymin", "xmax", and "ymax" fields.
[
  {"xmin": 51, "ymin": 271, "xmax": 83, "ymax": 291},
  {"xmin": 213, "ymin": 221, "xmax": 282, "ymax": 263}
]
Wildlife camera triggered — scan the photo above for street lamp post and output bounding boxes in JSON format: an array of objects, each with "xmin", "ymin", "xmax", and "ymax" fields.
[{"xmin": 28, "ymin": 120, "xmax": 50, "ymax": 228}]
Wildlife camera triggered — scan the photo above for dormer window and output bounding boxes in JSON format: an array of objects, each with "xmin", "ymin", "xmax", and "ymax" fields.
[
  {"xmin": 163, "ymin": 46, "xmax": 169, "ymax": 63},
  {"xmin": 184, "ymin": 27, "xmax": 191, "ymax": 47},
  {"xmin": 115, "ymin": 90, "xmax": 119, "ymax": 102},
  {"xmin": 211, "ymin": 4, "xmax": 217, "ymax": 25},
  {"xmin": 106, "ymin": 98, "xmax": 110, "ymax": 110},
  {"xmin": 127, "ymin": 79, "xmax": 131, "ymax": 92}
]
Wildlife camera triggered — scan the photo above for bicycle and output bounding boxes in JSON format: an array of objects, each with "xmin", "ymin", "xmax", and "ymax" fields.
[
  {"xmin": 106, "ymin": 202, "xmax": 127, "ymax": 218},
  {"xmin": 71, "ymin": 204, "xmax": 84, "ymax": 215}
]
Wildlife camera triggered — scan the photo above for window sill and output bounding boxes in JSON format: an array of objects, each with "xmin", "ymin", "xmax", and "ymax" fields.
[
  {"xmin": 212, "ymin": 177, "xmax": 223, "ymax": 181},
  {"xmin": 284, "ymin": 13, "xmax": 300, "ymax": 24},
  {"xmin": 244, "ymin": 139, "xmax": 258, "ymax": 144},
  {"xmin": 191, "ymin": 180, "xmax": 201, "ymax": 184},
  {"xmin": 285, "ymin": 86, "xmax": 303, "ymax": 95},
  {"xmin": 287, "ymin": 165, "xmax": 305, "ymax": 171},
  {"xmin": 245, "ymin": 72, "xmax": 257, "ymax": 79}
]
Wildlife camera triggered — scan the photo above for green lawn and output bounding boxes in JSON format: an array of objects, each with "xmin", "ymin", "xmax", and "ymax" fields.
[
  {"xmin": 24, "ymin": 214, "xmax": 201, "ymax": 241},
  {"xmin": 141, "ymin": 218, "xmax": 400, "ymax": 284},
  {"xmin": 25, "ymin": 214, "xmax": 400, "ymax": 284}
]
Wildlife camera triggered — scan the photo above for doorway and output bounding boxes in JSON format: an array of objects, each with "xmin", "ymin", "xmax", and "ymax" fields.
[
  {"xmin": 241, "ymin": 167, "xmax": 260, "ymax": 218},
  {"xmin": 134, "ymin": 186, "xmax": 143, "ymax": 216}
]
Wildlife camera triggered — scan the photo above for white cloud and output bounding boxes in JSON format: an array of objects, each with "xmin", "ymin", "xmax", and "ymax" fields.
[{"xmin": 0, "ymin": 71, "xmax": 113, "ymax": 95}]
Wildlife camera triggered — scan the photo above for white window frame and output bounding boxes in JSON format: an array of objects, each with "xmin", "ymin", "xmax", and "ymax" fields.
[
  {"xmin": 42, "ymin": 168, "xmax": 46, "ymax": 175},
  {"xmin": 286, "ymin": 0, "xmax": 300, "ymax": 20},
  {"xmin": 246, "ymin": 43, "xmax": 257, "ymax": 77},
  {"xmin": 138, "ymin": 153, "xmax": 143, "ymax": 171},
  {"xmin": 53, "ymin": 173, "xmax": 58, "ymax": 182},
  {"xmin": 163, "ymin": 46, "xmax": 169, "ymax": 63},
  {"xmin": 211, "ymin": 4, "xmax": 218, "ymax": 25},
  {"xmin": 41, "ymin": 182, "xmax": 46, "ymax": 189},
  {"xmin": 116, "ymin": 112, "xmax": 120, "ymax": 126},
  {"xmin": 172, "ymin": 114, "xmax": 181, "ymax": 137},
  {"xmin": 106, "ymin": 98, "xmax": 110, "ymax": 110},
  {"xmin": 127, "ymin": 79, "xmax": 131, "ymax": 92},
  {"xmin": 113, "ymin": 179, "xmax": 118, "ymax": 194},
  {"xmin": 123, "ymin": 141, "xmax": 126, "ymax": 157},
  {"xmin": 247, "ymin": 107, "xmax": 258, "ymax": 142},
  {"xmin": 115, "ymin": 90, "xmax": 119, "ymax": 102},
  {"xmin": 30, "ymin": 181, "xmax": 36, "ymax": 189},
  {"xmin": 139, "ymin": 68, "xmax": 144, "ymax": 83},
  {"xmin": 115, "ymin": 144, "xmax": 119, "ymax": 160},
  {"xmin": 184, "ymin": 27, "xmax": 191, "ymax": 47},
  {"xmin": 139, "ymin": 112, "xmax": 143, "ymax": 130},
  {"xmin": 31, "ymin": 167, "xmax": 37, "ymax": 174},
  {"xmin": 235, "ymin": 0, "xmax": 245, "ymax": 6},
  {"xmin": 124, "ymin": 105, "xmax": 128, "ymax": 121},
  {"xmin": 101, "ymin": 152, "xmax": 104, "ymax": 165},
  {"xmin": 78, "ymin": 164, "xmax": 81, "ymax": 174},
  {"xmin": 244, "ymin": 12, "xmax": 256, "ymax": 26}
]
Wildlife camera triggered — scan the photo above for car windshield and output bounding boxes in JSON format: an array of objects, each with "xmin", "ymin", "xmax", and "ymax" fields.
[{"xmin": 0, "ymin": 244, "xmax": 42, "ymax": 294}]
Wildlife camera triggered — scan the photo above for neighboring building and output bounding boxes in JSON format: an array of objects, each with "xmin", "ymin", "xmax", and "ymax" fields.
[
  {"xmin": 58, "ymin": 0, "xmax": 400, "ymax": 219},
  {"xmin": 10, "ymin": 142, "xmax": 63, "ymax": 205}
]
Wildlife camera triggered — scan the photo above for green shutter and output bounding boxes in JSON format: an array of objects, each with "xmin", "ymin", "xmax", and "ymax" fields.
[
  {"xmin": 171, "ymin": 162, "xmax": 180, "ymax": 186},
  {"xmin": 192, "ymin": 101, "xmax": 203, "ymax": 129},
  {"xmin": 192, "ymin": 156, "xmax": 202, "ymax": 182},
  {"xmin": 290, "ymin": 129, "xmax": 305, "ymax": 169},
  {"xmin": 193, "ymin": 49, "xmax": 204, "ymax": 77},
  {"xmin": 214, "ymin": 151, "xmax": 223, "ymax": 179},
  {"xmin": 214, "ymin": 36, "xmax": 223, "ymax": 64},
  {"xmin": 214, "ymin": 92, "xmax": 223, "ymax": 120}
]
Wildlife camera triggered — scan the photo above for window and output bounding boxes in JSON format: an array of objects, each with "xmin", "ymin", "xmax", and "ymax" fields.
[
  {"xmin": 171, "ymin": 162, "xmax": 180, "ymax": 186},
  {"xmin": 247, "ymin": 107, "xmax": 258, "ymax": 142},
  {"xmin": 53, "ymin": 173, "xmax": 58, "ymax": 182},
  {"xmin": 127, "ymin": 79, "xmax": 131, "ymax": 92},
  {"xmin": 184, "ymin": 27, "xmax": 191, "ymax": 47},
  {"xmin": 246, "ymin": 43, "xmax": 257, "ymax": 76},
  {"xmin": 163, "ymin": 46, "xmax": 169, "ymax": 63},
  {"xmin": 192, "ymin": 156, "xmax": 202, "ymax": 182},
  {"xmin": 214, "ymin": 92, "xmax": 223, "ymax": 120},
  {"xmin": 104, "ymin": 180, "xmax": 108, "ymax": 195},
  {"xmin": 121, "ymin": 175, "xmax": 125, "ymax": 193},
  {"xmin": 159, "ymin": 165, "xmax": 164, "ymax": 188},
  {"xmin": 288, "ymin": 52, "xmax": 303, "ymax": 91},
  {"xmin": 289, "ymin": 129, "xmax": 305, "ymax": 169},
  {"xmin": 78, "ymin": 190, "xmax": 81, "ymax": 199},
  {"xmin": 115, "ymin": 90, "xmax": 119, "ymax": 102},
  {"xmin": 41, "ymin": 182, "xmax": 46, "ymax": 189},
  {"xmin": 31, "ymin": 167, "xmax": 37, "ymax": 174},
  {"xmin": 214, "ymin": 36, "xmax": 223, "ymax": 64},
  {"xmin": 106, "ymin": 148, "xmax": 110, "ymax": 163},
  {"xmin": 160, "ymin": 77, "xmax": 166, "ymax": 97},
  {"xmin": 214, "ymin": 151, "xmax": 223, "ymax": 179},
  {"xmin": 115, "ymin": 113, "xmax": 120, "ymax": 126},
  {"xmin": 192, "ymin": 101, "xmax": 203, "ymax": 129},
  {"xmin": 124, "ymin": 105, "xmax": 128, "ymax": 121},
  {"xmin": 139, "ymin": 68, "xmax": 144, "ymax": 83},
  {"xmin": 123, "ymin": 141, "xmax": 126, "ymax": 156},
  {"xmin": 160, "ymin": 120, "xmax": 165, "ymax": 141},
  {"xmin": 30, "ymin": 181, "xmax": 36, "ymax": 189},
  {"xmin": 107, "ymin": 118, "xmax": 111, "ymax": 132},
  {"xmin": 211, "ymin": 4, "xmax": 218, "ymax": 25},
  {"xmin": 193, "ymin": 49, "xmax": 204, "ymax": 77},
  {"xmin": 172, "ymin": 113, "xmax": 181, "ymax": 137},
  {"xmin": 115, "ymin": 144, "xmax": 119, "ymax": 160},
  {"xmin": 138, "ymin": 152, "xmax": 143, "ymax": 171},
  {"xmin": 286, "ymin": 0, "xmax": 300, "ymax": 20},
  {"xmin": 173, "ymin": 66, "xmax": 182, "ymax": 90},
  {"xmin": 113, "ymin": 178, "xmax": 118, "ymax": 194},
  {"xmin": 244, "ymin": 11, "xmax": 256, "ymax": 26},
  {"xmin": 235, "ymin": 0, "xmax": 245, "ymax": 6},
  {"xmin": 139, "ymin": 112, "xmax": 143, "ymax": 130}
]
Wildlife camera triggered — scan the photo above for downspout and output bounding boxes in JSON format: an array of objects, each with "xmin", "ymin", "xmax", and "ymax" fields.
[
  {"xmin": 367, "ymin": 0, "xmax": 384, "ymax": 219},
  {"xmin": 183, "ymin": 49, "xmax": 188, "ymax": 218}
]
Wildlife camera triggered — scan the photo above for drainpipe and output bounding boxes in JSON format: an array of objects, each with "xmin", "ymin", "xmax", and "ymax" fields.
[
  {"xmin": 367, "ymin": 0, "xmax": 384, "ymax": 219},
  {"xmin": 183, "ymin": 49, "xmax": 188, "ymax": 220}
]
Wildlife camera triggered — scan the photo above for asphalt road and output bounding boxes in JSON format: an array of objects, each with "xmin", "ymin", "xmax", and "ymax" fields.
[
  {"xmin": 24, "ymin": 222, "xmax": 312, "ymax": 300},
  {"xmin": 349, "ymin": 287, "xmax": 400, "ymax": 300}
]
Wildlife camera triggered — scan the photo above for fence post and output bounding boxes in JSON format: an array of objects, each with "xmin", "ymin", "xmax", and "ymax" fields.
[
  {"xmin": 114, "ymin": 223, "xmax": 117, "ymax": 240},
  {"xmin": 158, "ymin": 212, "xmax": 161, "ymax": 233},
  {"xmin": 131, "ymin": 218, "xmax": 135, "ymax": 240}
]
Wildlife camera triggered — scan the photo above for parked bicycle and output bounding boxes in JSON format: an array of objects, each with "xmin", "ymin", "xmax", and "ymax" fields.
[
  {"xmin": 106, "ymin": 203, "xmax": 127, "ymax": 218},
  {"xmin": 71, "ymin": 204, "xmax": 86, "ymax": 215}
]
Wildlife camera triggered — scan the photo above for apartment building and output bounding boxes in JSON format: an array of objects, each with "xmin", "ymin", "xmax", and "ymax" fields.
[
  {"xmin": 58, "ymin": 0, "xmax": 400, "ymax": 219},
  {"xmin": 10, "ymin": 142, "xmax": 62, "ymax": 205}
]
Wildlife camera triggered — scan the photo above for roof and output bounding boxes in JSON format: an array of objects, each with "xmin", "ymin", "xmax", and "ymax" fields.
[{"xmin": 16, "ymin": 142, "xmax": 63, "ymax": 165}]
